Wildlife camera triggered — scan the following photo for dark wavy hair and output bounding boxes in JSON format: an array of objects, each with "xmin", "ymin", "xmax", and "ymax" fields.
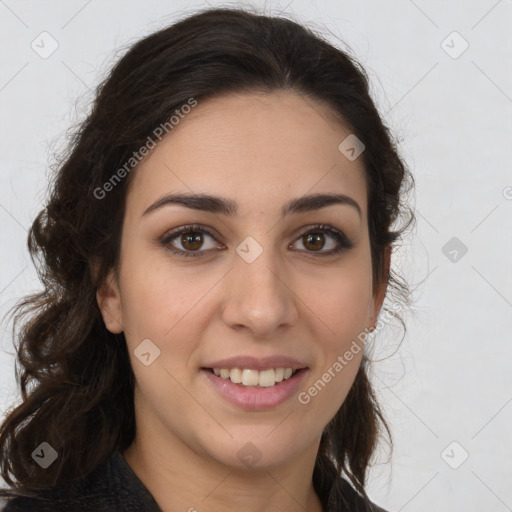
[{"xmin": 0, "ymin": 6, "xmax": 414, "ymax": 510}]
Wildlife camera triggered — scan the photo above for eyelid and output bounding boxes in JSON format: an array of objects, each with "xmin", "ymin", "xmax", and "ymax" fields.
[
  {"xmin": 159, "ymin": 223, "xmax": 354, "ymax": 258},
  {"xmin": 289, "ymin": 224, "xmax": 354, "ymax": 254},
  {"xmin": 159, "ymin": 224, "xmax": 222, "ymax": 257}
]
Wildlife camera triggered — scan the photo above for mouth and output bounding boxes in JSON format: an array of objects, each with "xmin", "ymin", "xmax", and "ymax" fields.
[
  {"xmin": 200, "ymin": 365, "xmax": 308, "ymax": 410},
  {"xmin": 204, "ymin": 367, "xmax": 303, "ymax": 388}
]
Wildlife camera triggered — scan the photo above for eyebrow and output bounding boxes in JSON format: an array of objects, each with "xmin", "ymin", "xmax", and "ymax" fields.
[{"xmin": 142, "ymin": 192, "xmax": 362, "ymax": 219}]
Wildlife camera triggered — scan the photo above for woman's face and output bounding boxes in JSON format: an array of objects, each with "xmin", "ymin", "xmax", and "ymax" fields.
[{"xmin": 99, "ymin": 91, "xmax": 386, "ymax": 470}]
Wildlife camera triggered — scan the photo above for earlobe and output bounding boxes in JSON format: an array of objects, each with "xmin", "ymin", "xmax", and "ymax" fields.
[{"xmin": 96, "ymin": 268, "xmax": 124, "ymax": 334}]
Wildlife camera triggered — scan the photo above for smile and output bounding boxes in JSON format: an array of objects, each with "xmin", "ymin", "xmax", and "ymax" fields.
[
  {"xmin": 201, "ymin": 367, "xmax": 308, "ymax": 410},
  {"xmin": 209, "ymin": 367, "xmax": 297, "ymax": 387}
]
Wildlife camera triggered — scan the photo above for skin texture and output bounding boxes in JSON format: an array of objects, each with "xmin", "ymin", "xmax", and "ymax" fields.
[{"xmin": 97, "ymin": 91, "xmax": 388, "ymax": 512}]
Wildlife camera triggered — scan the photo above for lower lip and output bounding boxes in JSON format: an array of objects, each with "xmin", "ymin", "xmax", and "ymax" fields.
[{"xmin": 201, "ymin": 368, "xmax": 308, "ymax": 410}]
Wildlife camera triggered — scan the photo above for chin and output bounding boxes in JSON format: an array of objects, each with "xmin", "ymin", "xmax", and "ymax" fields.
[{"xmin": 201, "ymin": 428, "xmax": 312, "ymax": 472}]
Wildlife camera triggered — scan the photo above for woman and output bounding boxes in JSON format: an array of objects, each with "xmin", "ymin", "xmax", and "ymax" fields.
[{"xmin": 0, "ymin": 7, "xmax": 413, "ymax": 511}]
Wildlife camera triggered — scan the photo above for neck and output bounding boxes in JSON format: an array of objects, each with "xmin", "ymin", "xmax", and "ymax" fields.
[{"xmin": 123, "ymin": 419, "xmax": 324, "ymax": 512}]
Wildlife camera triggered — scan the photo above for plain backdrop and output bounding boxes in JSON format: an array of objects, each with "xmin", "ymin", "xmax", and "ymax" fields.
[{"xmin": 1, "ymin": 1, "xmax": 511, "ymax": 510}]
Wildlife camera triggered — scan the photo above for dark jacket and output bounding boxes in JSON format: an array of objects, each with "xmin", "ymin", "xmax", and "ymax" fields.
[{"xmin": 1, "ymin": 451, "xmax": 388, "ymax": 511}]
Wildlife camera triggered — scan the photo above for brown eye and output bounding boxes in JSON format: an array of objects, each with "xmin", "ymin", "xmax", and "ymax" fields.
[
  {"xmin": 180, "ymin": 232, "xmax": 204, "ymax": 251},
  {"xmin": 303, "ymin": 233, "xmax": 326, "ymax": 251},
  {"xmin": 161, "ymin": 224, "xmax": 352, "ymax": 259},
  {"xmin": 291, "ymin": 225, "xmax": 354, "ymax": 256},
  {"xmin": 160, "ymin": 224, "xmax": 220, "ymax": 258}
]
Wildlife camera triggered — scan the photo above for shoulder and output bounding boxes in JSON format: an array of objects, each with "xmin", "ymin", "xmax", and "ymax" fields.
[{"xmin": 1, "ymin": 452, "xmax": 161, "ymax": 512}]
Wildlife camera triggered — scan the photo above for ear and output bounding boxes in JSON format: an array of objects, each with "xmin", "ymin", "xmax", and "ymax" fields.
[
  {"xmin": 369, "ymin": 245, "xmax": 391, "ymax": 329},
  {"xmin": 96, "ymin": 267, "xmax": 124, "ymax": 334}
]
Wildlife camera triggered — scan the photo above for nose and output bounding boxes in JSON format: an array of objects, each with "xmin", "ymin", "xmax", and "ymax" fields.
[{"xmin": 220, "ymin": 242, "xmax": 299, "ymax": 339}]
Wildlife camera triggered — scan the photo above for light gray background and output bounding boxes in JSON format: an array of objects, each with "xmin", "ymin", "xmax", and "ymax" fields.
[{"xmin": 1, "ymin": 1, "xmax": 511, "ymax": 510}]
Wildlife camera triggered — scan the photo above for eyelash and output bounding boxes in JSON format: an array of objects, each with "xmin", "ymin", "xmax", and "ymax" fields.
[{"xmin": 159, "ymin": 223, "xmax": 354, "ymax": 258}]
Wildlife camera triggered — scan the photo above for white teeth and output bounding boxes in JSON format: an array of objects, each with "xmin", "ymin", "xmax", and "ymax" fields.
[
  {"xmin": 229, "ymin": 368, "xmax": 242, "ymax": 383},
  {"xmin": 258, "ymin": 369, "xmax": 275, "ymax": 387},
  {"xmin": 241, "ymin": 369, "xmax": 259, "ymax": 386},
  {"xmin": 210, "ymin": 367, "xmax": 297, "ymax": 387}
]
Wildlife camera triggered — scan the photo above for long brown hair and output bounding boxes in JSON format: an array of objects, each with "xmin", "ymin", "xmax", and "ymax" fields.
[{"xmin": 0, "ymin": 7, "xmax": 414, "ymax": 510}]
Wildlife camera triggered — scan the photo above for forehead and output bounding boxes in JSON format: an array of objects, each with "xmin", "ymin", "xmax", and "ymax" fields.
[{"xmin": 126, "ymin": 91, "xmax": 368, "ymax": 219}]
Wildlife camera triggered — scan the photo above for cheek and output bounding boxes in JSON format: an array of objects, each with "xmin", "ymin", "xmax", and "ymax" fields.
[
  {"xmin": 117, "ymin": 254, "xmax": 223, "ymax": 391},
  {"xmin": 304, "ymin": 253, "xmax": 374, "ymax": 343},
  {"xmin": 118, "ymin": 258, "xmax": 207, "ymax": 418},
  {"xmin": 297, "ymin": 279, "xmax": 369, "ymax": 427},
  {"xmin": 295, "ymin": 252, "xmax": 373, "ymax": 418},
  {"xmin": 118, "ymin": 252, "xmax": 210, "ymax": 341}
]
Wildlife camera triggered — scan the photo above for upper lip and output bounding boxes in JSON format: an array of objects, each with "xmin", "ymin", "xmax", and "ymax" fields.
[{"xmin": 202, "ymin": 355, "xmax": 308, "ymax": 371}]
